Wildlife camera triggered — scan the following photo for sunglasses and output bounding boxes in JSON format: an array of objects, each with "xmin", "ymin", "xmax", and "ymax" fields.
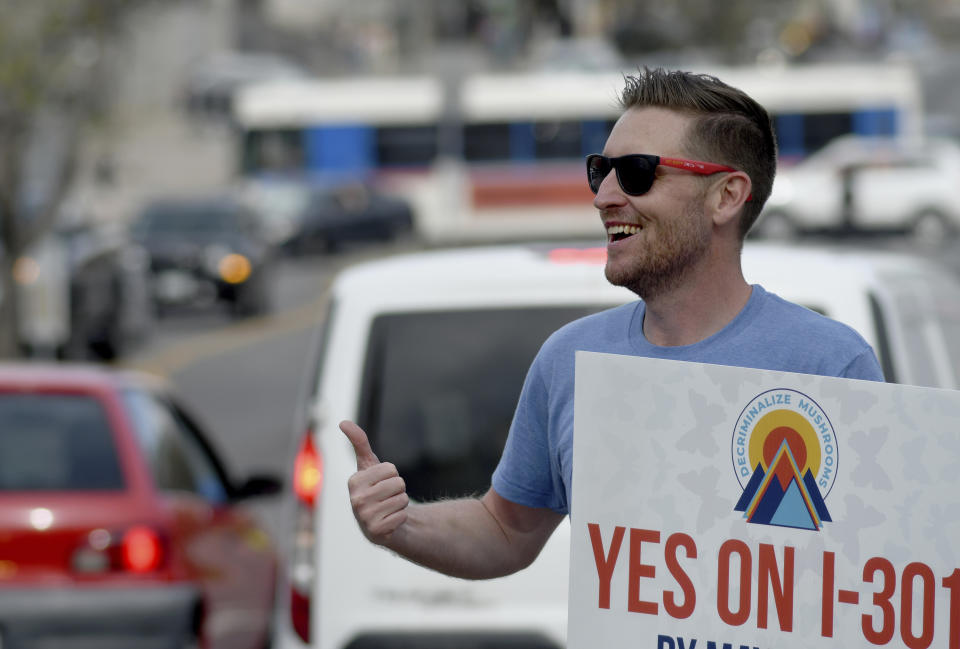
[{"xmin": 586, "ymin": 154, "xmax": 738, "ymax": 196}]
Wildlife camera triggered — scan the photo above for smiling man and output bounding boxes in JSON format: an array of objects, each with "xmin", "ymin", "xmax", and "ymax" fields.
[{"xmin": 339, "ymin": 68, "xmax": 884, "ymax": 580}]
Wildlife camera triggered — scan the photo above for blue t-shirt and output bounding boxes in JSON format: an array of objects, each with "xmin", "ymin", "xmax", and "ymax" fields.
[{"xmin": 491, "ymin": 285, "xmax": 884, "ymax": 515}]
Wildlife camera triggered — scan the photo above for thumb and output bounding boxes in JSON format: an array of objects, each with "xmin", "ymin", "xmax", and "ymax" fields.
[{"xmin": 340, "ymin": 420, "xmax": 380, "ymax": 470}]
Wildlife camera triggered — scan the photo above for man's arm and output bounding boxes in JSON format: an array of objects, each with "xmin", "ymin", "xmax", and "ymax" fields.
[{"xmin": 341, "ymin": 420, "xmax": 564, "ymax": 580}]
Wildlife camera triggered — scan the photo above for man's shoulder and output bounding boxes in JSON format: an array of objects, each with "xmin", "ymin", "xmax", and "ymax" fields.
[
  {"xmin": 756, "ymin": 287, "xmax": 864, "ymax": 340},
  {"xmin": 752, "ymin": 286, "xmax": 879, "ymax": 365},
  {"xmin": 734, "ymin": 286, "xmax": 883, "ymax": 381}
]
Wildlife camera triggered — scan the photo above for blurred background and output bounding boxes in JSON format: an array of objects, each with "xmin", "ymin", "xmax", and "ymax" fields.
[
  {"xmin": 3, "ymin": 0, "xmax": 960, "ymax": 644},
  {"xmin": 5, "ymin": 0, "xmax": 960, "ymax": 535},
  {"xmin": 5, "ymin": 0, "xmax": 960, "ymax": 360}
]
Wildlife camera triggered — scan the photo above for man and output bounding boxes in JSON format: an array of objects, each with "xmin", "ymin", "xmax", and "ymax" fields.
[{"xmin": 340, "ymin": 67, "xmax": 883, "ymax": 580}]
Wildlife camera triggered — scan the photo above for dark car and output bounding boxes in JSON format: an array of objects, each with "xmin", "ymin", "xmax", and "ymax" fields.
[
  {"xmin": 287, "ymin": 182, "xmax": 415, "ymax": 254},
  {"xmin": 0, "ymin": 363, "xmax": 281, "ymax": 649},
  {"xmin": 131, "ymin": 197, "xmax": 276, "ymax": 317}
]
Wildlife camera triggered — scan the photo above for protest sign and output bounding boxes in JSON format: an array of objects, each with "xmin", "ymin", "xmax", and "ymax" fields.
[{"xmin": 569, "ymin": 351, "xmax": 960, "ymax": 649}]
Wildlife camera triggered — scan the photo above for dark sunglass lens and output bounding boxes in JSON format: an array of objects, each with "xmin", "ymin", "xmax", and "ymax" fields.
[
  {"xmin": 617, "ymin": 156, "xmax": 655, "ymax": 195},
  {"xmin": 586, "ymin": 156, "xmax": 611, "ymax": 194}
]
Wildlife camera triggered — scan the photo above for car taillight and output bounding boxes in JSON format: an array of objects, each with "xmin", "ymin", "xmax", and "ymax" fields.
[
  {"xmin": 121, "ymin": 526, "xmax": 164, "ymax": 573},
  {"xmin": 71, "ymin": 526, "xmax": 166, "ymax": 575},
  {"xmin": 290, "ymin": 429, "xmax": 320, "ymax": 643},
  {"xmin": 293, "ymin": 433, "xmax": 322, "ymax": 507}
]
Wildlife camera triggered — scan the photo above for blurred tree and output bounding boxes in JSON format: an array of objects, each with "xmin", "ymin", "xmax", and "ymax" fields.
[{"xmin": 0, "ymin": 0, "xmax": 145, "ymax": 357}]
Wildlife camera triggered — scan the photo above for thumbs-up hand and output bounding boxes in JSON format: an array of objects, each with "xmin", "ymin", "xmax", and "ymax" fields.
[{"xmin": 340, "ymin": 420, "xmax": 409, "ymax": 545}]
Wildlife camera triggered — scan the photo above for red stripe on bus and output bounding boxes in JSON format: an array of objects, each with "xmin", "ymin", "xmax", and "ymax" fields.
[{"xmin": 470, "ymin": 178, "xmax": 594, "ymax": 208}]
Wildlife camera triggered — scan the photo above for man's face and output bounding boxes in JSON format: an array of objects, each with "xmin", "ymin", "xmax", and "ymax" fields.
[{"xmin": 594, "ymin": 107, "xmax": 713, "ymax": 300}]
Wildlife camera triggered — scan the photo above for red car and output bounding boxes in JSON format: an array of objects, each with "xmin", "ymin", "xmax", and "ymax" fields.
[{"xmin": 0, "ymin": 363, "xmax": 281, "ymax": 649}]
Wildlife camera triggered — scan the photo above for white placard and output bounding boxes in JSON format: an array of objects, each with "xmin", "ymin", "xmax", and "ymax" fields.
[{"xmin": 569, "ymin": 351, "xmax": 960, "ymax": 649}]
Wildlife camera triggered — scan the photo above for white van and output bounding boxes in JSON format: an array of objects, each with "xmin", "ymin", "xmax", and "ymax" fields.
[{"xmin": 273, "ymin": 241, "xmax": 960, "ymax": 649}]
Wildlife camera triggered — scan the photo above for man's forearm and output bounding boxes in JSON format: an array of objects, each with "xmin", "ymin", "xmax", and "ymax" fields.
[{"xmin": 380, "ymin": 495, "xmax": 558, "ymax": 580}]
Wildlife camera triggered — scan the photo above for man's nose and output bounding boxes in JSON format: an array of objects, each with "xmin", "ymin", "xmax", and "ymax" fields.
[{"xmin": 592, "ymin": 171, "xmax": 627, "ymax": 211}]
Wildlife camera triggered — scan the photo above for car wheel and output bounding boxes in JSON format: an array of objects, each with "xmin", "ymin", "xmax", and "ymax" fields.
[
  {"xmin": 911, "ymin": 209, "xmax": 956, "ymax": 247},
  {"xmin": 751, "ymin": 210, "xmax": 797, "ymax": 241}
]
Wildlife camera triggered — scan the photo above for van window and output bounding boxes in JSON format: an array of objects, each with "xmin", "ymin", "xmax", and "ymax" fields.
[
  {"xmin": 868, "ymin": 293, "xmax": 896, "ymax": 383},
  {"xmin": 931, "ymin": 276, "xmax": 960, "ymax": 387},
  {"xmin": 891, "ymin": 290, "xmax": 941, "ymax": 387},
  {"xmin": 939, "ymin": 302, "xmax": 960, "ymax": 382},
  {"xmin": 357, "ymin": 306, "xmax": 608, "ymax": 502},
  {"xmin": 882, "ymin": 272, "xmax": 960, "ymax": 389}
]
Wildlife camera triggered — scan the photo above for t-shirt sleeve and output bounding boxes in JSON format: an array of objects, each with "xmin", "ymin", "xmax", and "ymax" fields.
[
  {"xmin": 840, "ymin": 347, "xmax": 886, "ymax": 382},
  {"xmin": 491, "ymin": 352, "xmax": 565, "ymax": 513}
]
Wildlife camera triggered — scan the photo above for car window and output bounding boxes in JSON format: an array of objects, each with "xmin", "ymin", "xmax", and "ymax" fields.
[
  {"xmin": 136, "ymin": 204, "xmax": 237, "ymax": 234},
  {"xmin": 357, "ymin": 306, "xmax": 609, "ymax": 502},
  {"xmin": 307, "ymin": 192, "xmax": 340, "ymax": 213},
  {"xmin": 0, "ymin": 393, "xmax": 124, "ymax": 491},
  {"xmin": 235, "ymin": 206, "xmax": 264, "ymax": 238},
  {"xmin": 123, "ymin": 389, "xmax": 229, "ymax": 503}
]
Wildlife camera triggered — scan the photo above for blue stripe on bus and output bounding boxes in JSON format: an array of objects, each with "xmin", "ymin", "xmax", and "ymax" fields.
[
  {"xmin": 582, "ymin": 120, "xmax": 609, "ymax": 157},
  {"xmin": 853, "ymin": 109, "xmax": 897, "ymax": 136},
  {"xmin": 306, "ymin": 125, "xmax": 374, "ymax": 174},
  {"xmin": 510, "ymin": 122, "xmax": 535, "ymax": 161},
  {"xmin": 776, "ymin": 114, "xmax": 805, "ymax": 158}
]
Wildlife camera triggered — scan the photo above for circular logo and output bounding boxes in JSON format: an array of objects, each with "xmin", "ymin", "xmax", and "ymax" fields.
[{"xmin": 731, "ymin": 388, "xmax": 838, "ymax": 498}]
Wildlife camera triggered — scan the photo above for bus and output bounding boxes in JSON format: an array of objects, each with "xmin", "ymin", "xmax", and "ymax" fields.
[{"xmin": 233, "ymin": 62, "xmax": 924, "ymax": 243}]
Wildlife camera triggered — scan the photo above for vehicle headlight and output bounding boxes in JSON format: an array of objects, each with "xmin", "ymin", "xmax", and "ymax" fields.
[
  {"xmin": 217, "ymin": 253, "xmax": 252, "ymax": 284},
  {"xmin": 203, "ymin": 245, "xmax": 252, "ymax": 283}
]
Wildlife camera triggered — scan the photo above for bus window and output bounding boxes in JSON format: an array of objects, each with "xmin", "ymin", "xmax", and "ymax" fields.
[
  {"xmin": 466, "ymin": 120, "xmax": 592, "ymax": 162},
  {"xmin": 243, "ymin": 129, "xmax": 304, "ymax": 175},
  {"xmin": 533, "ymin": 120, "xmax": 583, "ymax": 160},
  {"xmin": 376, "ymin": 125, "xmax": 439, "ymax": 167},
  {"xmin": 464, "ymin": 123, "xmax": 512, "ymax": 162},
  {"xmin": 802, "ymin": 112, "xmax": 853, "ymax": 155}
]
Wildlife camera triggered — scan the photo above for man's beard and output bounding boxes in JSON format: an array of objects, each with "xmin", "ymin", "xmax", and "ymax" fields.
[{"xmin": 604, "ymin": 199, "xmax": 711, "ymax": 300}]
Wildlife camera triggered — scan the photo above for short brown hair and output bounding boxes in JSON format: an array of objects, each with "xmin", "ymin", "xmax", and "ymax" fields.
[{"xmin": 619, "ymin": 67, "xmax": 777, "ymax": 238}]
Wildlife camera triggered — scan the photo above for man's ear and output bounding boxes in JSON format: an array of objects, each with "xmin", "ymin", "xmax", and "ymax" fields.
[{"xmin": 709, "ymin": 171, "xmax": 752, "ymax": 227}]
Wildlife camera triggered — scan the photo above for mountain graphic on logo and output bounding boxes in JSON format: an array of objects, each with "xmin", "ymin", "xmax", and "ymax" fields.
[{"xmin": 734, "ymin": 439, "xmax": 832, "ymax": 530}]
